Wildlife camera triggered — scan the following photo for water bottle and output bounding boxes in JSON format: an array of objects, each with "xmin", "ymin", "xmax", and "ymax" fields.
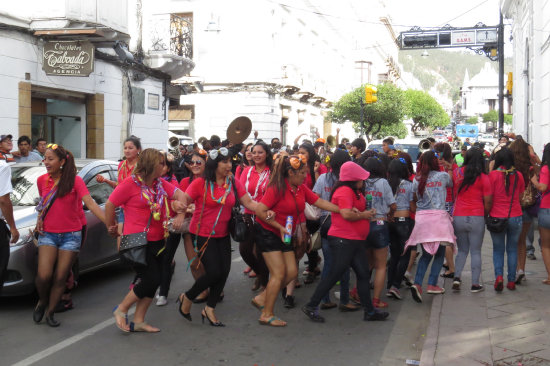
[
  {"xmin": 366, "ymin": 194, "xmax": 373, "ymax": 210},
  {"xmin": 283, "ymin": 216, "xmax": 293, "ymax": 244}
]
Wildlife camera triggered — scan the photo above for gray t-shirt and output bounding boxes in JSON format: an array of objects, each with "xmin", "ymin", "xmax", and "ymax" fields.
[
  {"xmin": 413, "ymin": 171, "xmax": 452, "ymax": 211},
  {"xmin": 313, "ymin": 172, "xmax": 337, "ymax": 216},
  {"xmin": 394, "ymin": 179, "xmax": 414, "ymax": 211},
  {"xmin": 0, "ymin": 161, "xmax": 13, "ymax": 220},
  {"xmin": 14, "ymin": 151, "xmax": 42, "ymax": 163},
  {"xmin": 365, "ymin": 178, "xmax": 395, "ymax": 219}
]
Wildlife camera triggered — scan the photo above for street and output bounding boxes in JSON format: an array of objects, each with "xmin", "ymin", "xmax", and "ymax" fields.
[{"xmin": 1, "ymin": 242, "xmax": 432, "ymax": 366}]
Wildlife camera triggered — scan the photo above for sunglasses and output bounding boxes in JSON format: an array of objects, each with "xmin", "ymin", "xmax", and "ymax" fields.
[
  {"xmin": 47, "ymin": 143, "xmax": 58, "ymax": 150},
  {"xmin": 191, "ymin": 160, "xmax": 203, "ymax": 166},
  {"xmin": 209, "ymin": 147, "xmax": 229, "ymax": 160}
]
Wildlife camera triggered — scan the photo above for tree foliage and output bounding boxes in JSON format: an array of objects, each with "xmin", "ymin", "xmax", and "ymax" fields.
[
  {"xmin": 404, "ymin": 89, "xmax": 450, "ymax": 132},
  {"xmin": 466, "ymin": 116, "xmax": 478, "ymax": 124},
  {"xmin": 482, "ymin": 109, "xmax": 498, "ymax": 123},
  {"xmin": 504, "ymin": 114, "xmax": 513, "ymax": 125},
  {"xmin": 331, "ymin": 83, "xmax": 407, "ymax": 140}
]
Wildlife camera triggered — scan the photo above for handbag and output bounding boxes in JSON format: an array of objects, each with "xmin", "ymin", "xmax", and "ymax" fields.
[
  {"xmin": 310, "ymin": 214, "xmax": 330, "ymax": 252},
  {"xmin": 229, "ymin": 177, "xmax": 248, "ymax": 242},
  {"xmin": 520, "ymin": 181, "xmax": 537, "ymax": 208},
  {"xmin": 291, "ymin": 194, "xmax": 310, "ymax": 259},
  {"xmin": 119, "ymin": 213, "xmax": 152, "ymax": 266},
  {"xmin": 305, "ymin": 203, "xmax": 321, "ymax": 221},
  {"xmin": 486, "ymin": 173, "xmax": 518, "ymax": 233}
]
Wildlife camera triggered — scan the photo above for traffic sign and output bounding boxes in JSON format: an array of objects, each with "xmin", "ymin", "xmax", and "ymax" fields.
[
  {"xmin": 477, "ymin": 29, "xmax": 498, "ymax": 43},
  {"xmin": 399, "ymin": 26, "xmax": 499, "ymax": 49},
  {"xmin": 452, "ymin": 31, "xmax": 476, "ymax": 45}
]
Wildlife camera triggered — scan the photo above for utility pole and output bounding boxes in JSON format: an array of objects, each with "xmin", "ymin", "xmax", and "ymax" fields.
[
  {"xmin": 356, "ymin": 61, "xmax": 372, "ymax": 138},
  {"xmin": 498, "ymin": 12, "xmax": 505, "ymax": 136}
]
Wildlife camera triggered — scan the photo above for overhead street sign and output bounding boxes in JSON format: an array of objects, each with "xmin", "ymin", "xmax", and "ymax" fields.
[
  {"xmin": 398, "ymin": 26, "xmax": 499, "ymax": 49},
  {"xmin": 452, "ymin": 31, "xmax": 475, "ymax": 45},
  {"xmin": 477, "ymin": 29, "xmax": 498, "ymax": 43}
]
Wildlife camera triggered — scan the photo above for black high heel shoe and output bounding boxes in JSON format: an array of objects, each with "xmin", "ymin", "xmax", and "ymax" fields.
[
  {"xmin": 176, "ymin": 293, "xmax": 192, "ymax": 321},
  {"xmin": 201, "ymin": 308, "xmax": 225, "ymax": 327},
  {"xmin": 45, "ymin": 312, "xmax": 60, "ymax": 327},
  {"xmin": 33, "ymin": 303, "xmax": 46, "ymax": 323}
]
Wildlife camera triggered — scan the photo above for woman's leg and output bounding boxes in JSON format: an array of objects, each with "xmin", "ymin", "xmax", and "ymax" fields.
[
  {"xmin": 350, "ymin": 243, "xmax": 376, "ymax": 314},
  {"xmin": 183, "ymin": 233, "xmax": 208, "ymax": 300},
  {"xmin": 517, "ymin": 220, "xmax": 532, "ymax": 273},
  {"xmin": 387, "ymin": 223, "xmax": 400, "ymax": 289},
  {"xmin": 158, "ymin": 233, "xmax": 181, "ymax": 298},
  {"xmin": 372, "ymin": 246, "xmax": 388, "ymax": 301},
  {"xmin": 47, "ymin": 250, "xmax": 78, "ymax": 316},
  {"xmin": 443, "ymin": 246, "xmax": 455, "ymax": 275},
  {"xmin": 202, "ymin": 237, "xmax": 231, "ymax": 323},
  {"xmin": 389, "ymin": 221, "xmax": 411, "ymax": 290},
  {"xmin": 505, "ymin": 217, "xmax": 522, "ymax": 283},
  {"xmin": 261, "ymin": 251, "xmax": 289, "ymax": 326},
  {"xmin": 539, "ymin": 227, "xmax": 550, "ymax": 281},
  {"xmin": 320, "ymin": 237, "xmax": 333, "ymax": 303},
  {"xmin": 453, "ymin": 217, "xmax": 470, "ymax": 280},
  {"xmin": 35, "ymin": 246, "xmax": 58, "ymax": 307},
  {"xmin": 414, "ymin": 247, "xmax": 433, "ymax": 286},
  {"xmin": 468, "ymin": 217, "xmax": 486, "ymax": 286},
  {"xmin": 427, "ymin": 246, "xmax": 446, "ymax": 286},
  {"xmin": 491, "ymin": 231, "xmax": 506, "ymax": 279}
]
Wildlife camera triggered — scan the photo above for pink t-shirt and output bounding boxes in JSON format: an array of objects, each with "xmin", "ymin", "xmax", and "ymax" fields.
[
  {"xmin": 239, "ymin": 165, "xmax": 270, "ymax": 214},
  {"xmin": 540, "ymin": 165, "xmax": 550, "ymax": 209},
  {"xmin": 38, "ymin": 174, "xmax": 89, "ymax": 233},
  {"xmin": 319, "ymin": 164, "xmax": 328, "ymax": 175},
  {"xmin": 186, "ymin": 177, "xmax": 247, "ymax": 238},
  {"xmin": 328, "ymin": 186, "xmax": 370, "ymax": 240},
  {"xmin": 109, "ymin": 177, "xmax": 178, "ymax": 241},
  {"xmin": 453, "ymin": 168, "xmax": 492, "ymax": 217},
  {"xmin": 489, "ymin": 169, "xmax": 525, "ymax": 218},
  {"xmin": 258, "ymin": 181, "xmax": 319, "ymax": 236},
  {"xmin": 117, "ymin": 160, "xmax": 136, "ymax": 184}
]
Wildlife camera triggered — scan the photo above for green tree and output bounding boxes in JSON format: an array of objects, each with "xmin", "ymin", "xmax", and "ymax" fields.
[
  {"xmin": 482, "ymin": 109, "xmax": 498, "ymax": 123},
  {"xmin": 504, "ymin": 114, "xmax": 513, "ymax": 125},
  {"xmin": 466, "ymin": 116, "xmax": 478, "ymax": 124},
  {"xmin": 331, "ymin": 83, "xmax": 407, "ymax": 140},
  {"xmin": 404, "ymin": 89, "xmax": 450, "ymax": 132}
]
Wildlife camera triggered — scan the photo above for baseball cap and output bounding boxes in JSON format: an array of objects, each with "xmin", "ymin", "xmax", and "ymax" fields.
[
  {"xmin": 0, "ymin": 134, "xmax": 13, "ymax": 142},
  {"xmin": 339, "ymin": 161, "xmax": 370, "ymax": 182}
]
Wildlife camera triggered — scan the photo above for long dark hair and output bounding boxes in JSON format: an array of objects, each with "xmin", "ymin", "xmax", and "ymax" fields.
[
  {"xmin": 330, "ymin": 149, "xmax": 351, "ymax": 180},
  {"xmin": 362, "ymin": 157, "xmax": 386, "ymax": 179},
  {"xmin": 124, "ymin": 135, "xmax": 142, "ymax": 153},
  {"xmin": 416, "ymin": 151, "xmax": 439, "ymax": 197},
  {"xmin": 388, "ymin": 159, "xmax": 410, "ymax": 195},
  {"xmin": 49, "ymin": 145, "xmax": 76, "ymax": 198},
  {"xmin": 493, "ymin": 147, "xmax": 516, "ymax": 195},
  {"xmin": 458, "ymin": 147, "xmax": 486, "ymax": 194},
  {"xmin": 330, "ymin": 181, "xmax": 361, "ymax": 201},
  {"xmin": 204, "ymin": 150, "xmax": 231, "ymax": 184},
  {"xmin": 188, "ymin": 151, "xmax": 206, "ymax": 183},
  {"xmin": 434, "ymin": 142, "xmax": 452, "ymax": 163},
  {"xmin": 268, "ymin": 152, "xmax": 306, "ymax": 196},
  {"xmin": 509, "ymin": 137, "xmax": 531, "ymax": 184},
  {"xmin": 397, "ymin": 151, "xmax": 415, "ymax": 175},
  {"xmin": 299, "ymin": 143, "xmax": 317, "ymax": 186},
  {"xmin": 253, "ymin": 140, "xmax": 273, "ymax": 169},
  {"xmin": 542, "ymin": 144, "xmax": 550, "ymax": 176}
]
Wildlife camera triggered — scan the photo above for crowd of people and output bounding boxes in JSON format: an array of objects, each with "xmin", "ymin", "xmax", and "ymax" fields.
[{"xmin": 1, "ymin": 130, "xmax": 550, "ymax": 332}]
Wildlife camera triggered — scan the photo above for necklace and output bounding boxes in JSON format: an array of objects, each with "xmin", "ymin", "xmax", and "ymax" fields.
[
  {"xmin": 132, "ymin": 174, "xmax": 170, "ymax": 237},
  {"xmin": 209, "ymin": 176, "xmax": 232, "ymax": 205}
]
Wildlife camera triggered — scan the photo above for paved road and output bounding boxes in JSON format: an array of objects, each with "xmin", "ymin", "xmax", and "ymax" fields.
[{"xmin": 1, "ymin": 242, "xmax": 433, "ymax": 366}]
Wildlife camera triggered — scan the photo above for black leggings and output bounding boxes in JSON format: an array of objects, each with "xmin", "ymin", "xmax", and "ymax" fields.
[
  {"xmin": 133, "ymin": 240, "xmax": 165, "ymax": 299},
  {"xmin": 239, "ymin": 215, "xmax": 269, "ymax": 287},
  {"xmin": 185, "ymin": 235, "xmax": 231, "ymax": 308},
  {"xmin": 387, "ymin": 219, "xmax": 412, "ymax": 289},
  {"xmin": 159, "ymin": 232, "xmax": 182, "ymax": 297},
  {"xmin": 306, "ymin": 236, "xmax": 375, "ymax": 314}
]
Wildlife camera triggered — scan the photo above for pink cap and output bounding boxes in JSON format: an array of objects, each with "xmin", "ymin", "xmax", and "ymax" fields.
[{"xmin": 339, "ymin": 161, "xmax": 370, "ymax": 182}]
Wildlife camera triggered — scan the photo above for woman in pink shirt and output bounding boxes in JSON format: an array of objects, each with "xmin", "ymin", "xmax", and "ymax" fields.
[
  {"xmin": 33, "ymin": 144, "xmax": 106, "ymax": 327},
  {"xmin": 530, "ymin": 144, "xmax": 550, "ymax": 283}
]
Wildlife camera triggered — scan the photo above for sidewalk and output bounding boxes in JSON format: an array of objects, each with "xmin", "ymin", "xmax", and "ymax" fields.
[{"xmin": 420, "ymin": 231, "xmax": 550, "ymax": 366}]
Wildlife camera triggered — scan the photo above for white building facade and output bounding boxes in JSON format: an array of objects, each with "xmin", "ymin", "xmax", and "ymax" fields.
[{"xmin": 502, "ymin": 0, "xmax": 550, "ymax": 155}]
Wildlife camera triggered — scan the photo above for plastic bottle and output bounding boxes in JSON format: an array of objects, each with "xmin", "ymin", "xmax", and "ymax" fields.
[
  {"xmin": 283, "ymin": 216, "xmax": 293, "ymax": 244},
  {"xmin": 366, "ymin": 194, "xmax": 373, "ymax": 210}
]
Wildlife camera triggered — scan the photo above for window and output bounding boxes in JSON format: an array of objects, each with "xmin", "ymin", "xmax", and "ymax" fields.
[
  {"xmin": 170, "ymin": 13, "xmax": 193, "ymax": 60},
  {"xmin": 86, "ymin": 171, "xmax": 113, "ymax": 206}
]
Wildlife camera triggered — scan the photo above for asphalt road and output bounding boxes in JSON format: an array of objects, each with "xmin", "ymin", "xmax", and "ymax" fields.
[{"xmin": 1, "ymin": 242, "xmax": 433, "ymax": 366}]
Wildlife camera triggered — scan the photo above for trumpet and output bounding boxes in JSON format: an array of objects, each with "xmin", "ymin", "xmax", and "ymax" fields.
[{"xmin": 418, "ymin": 139, "xmax": 432, "ymax": 152}]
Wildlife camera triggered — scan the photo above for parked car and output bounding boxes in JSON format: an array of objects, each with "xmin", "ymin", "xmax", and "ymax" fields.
[{"xmin": 4, "ymin": 159, "xmax": 120, "ymax": 296}]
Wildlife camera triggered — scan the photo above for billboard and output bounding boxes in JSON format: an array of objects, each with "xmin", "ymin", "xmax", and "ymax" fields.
[{"xmin": 456, "ymin": 124, "xmax": 479, "ymax": 138}]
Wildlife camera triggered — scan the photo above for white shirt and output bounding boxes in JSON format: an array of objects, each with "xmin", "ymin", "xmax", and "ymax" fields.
[{"xmin": 0, "ymin": 161, "xmax": 13, "ymax": 219}]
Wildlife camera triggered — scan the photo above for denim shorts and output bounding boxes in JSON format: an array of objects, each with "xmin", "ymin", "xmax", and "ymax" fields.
[
  {"xmin": 522, "ymin": 208, "xmax": 535, "ymax": 224},
  {"xmin": 38, "ymin": 231, "xmax": 82, "ymax": 252},
  {"xmin": 365, "ymin": 221, "xmax": 390, "ymax": 249},
  {"xmin": 117, "ymin": 208, "xmax": 125, "ymax": 223},
  {"xmin": 539, "ymin": 208, "xmax": 550, "ymax": 229}
]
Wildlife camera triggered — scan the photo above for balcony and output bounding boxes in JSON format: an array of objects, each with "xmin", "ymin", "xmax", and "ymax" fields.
[{"xmin": 143, "ymin": 13, "xmax": 195, "ymax": 80}]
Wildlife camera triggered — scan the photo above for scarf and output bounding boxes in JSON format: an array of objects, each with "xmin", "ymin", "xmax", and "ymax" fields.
[
  {"xmin": 132, "ymin": 174, "xmax": 170, "ymax": 238},
  {"xmin": 36, "ymin": 177, "xmax": 59, "ymax": 221}
]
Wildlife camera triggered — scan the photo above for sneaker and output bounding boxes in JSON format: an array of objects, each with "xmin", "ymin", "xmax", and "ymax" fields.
[
  {"xmin": 515, "ymin": 270, "xmax": 525, "ymax": 285},
  {"xmin": 506, "ymin": 281, "xmax": 516, "ymax": 291},
  {"xmin": 372, "ymin": 298, "xmax": 388, "ymax": 308},
  {"xmin": 471, "ymin": 285, "xmax": 484, "ymax": 293},
  {"xmin": 388, "ymin": 287, "xmax": 402, "ymax": 300},
  {"xmin": 284, "ymin": 295, "xmax": 296, "ymax": 308},
  {"xmin": 452, "ymin": 277, "xmax": 461, "ymax": 291},
  {"xmin": 302, "ymin": 305, "xmax": 325, "ymax": 322},
  {"xmin": 411, "ymin": 284, "xmax": 423, "ymax": 303},
  {"xmin": 527, "ymin": 253, "xmax": 537, "ymax": 260},
  {"xmin": 403, "ymin": 272, "xmax": 414, "ymax": 287},
  {"xmin": 156, "ymin": 296, "xmax": 168, "ymax": 306},
  {"xmin": 494, "ymin": 275, "xmax": 504, "ymax": 292},
  {"xmin": 364, "ymin": 310, "xmax": 389, "ymax": 321},
  {"xmin": 427, "ymin": 285, "xmax": 445, "ymax": 294}
]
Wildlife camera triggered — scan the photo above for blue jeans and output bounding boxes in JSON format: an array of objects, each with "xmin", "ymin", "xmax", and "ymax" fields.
[
  {"xmin": 414, "ymin": 245, "xmax": 446, "ymax": 286},
  {"xmin": 320, "ymin": 237, "xmax": 350, "ymax": 304},
  {"xmin": 490, "ymin": 215, "xmax": 522, "ymax": 282}
]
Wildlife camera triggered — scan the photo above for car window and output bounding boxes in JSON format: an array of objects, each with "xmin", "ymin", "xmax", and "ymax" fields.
[
  {"xmin": 86, "ymin": 171, "xmax": 113, "ymax": 206},
  {"xmin": 10, "ymin": 166, "xmax": 44, "ymax": 206}
]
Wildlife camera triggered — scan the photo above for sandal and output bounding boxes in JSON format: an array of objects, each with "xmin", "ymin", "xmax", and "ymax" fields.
[
  {"xmin": 542, "ymin": 279, "xmax": 550, "ymax": 285},
  {"xmin": 251, "ymin": 298, "xmax": 265, "ymax": 311},
  {"xmin": 112, "ymin": 305, "xmax": 129, "ymax": 332},
  {"xmin": 258, "ymin": 316, "xmax": 287, "ymax": 327},
  {"xmin": 129, "ymin": 322, "xmax": 160, "ymax": 333}
]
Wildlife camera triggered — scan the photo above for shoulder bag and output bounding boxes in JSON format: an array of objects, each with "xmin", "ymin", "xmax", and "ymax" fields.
[
  {"xmin": 291, "ymin": 192, "xmax": 310, "ymax": 260},
  {"xmin": 119, "ymin": 213, "xmax": 152, "ymax": 266},
  {"xmin": 310, "ymin": 214, "xmax": 330, "ymax": 251},
  {"xmin": 486, "ymin": 174, "xmax": 518, "ymax": 233},
  {"xmin": 229, "ymin": 177, "xmax": 248, "ymax": 242}
]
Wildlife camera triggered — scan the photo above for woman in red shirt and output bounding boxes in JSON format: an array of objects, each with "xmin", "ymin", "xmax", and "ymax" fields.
[
  {"xmin": 106, "ymin": 149, "xmax": 185, "ymax": 333},
  {"xmin": 487, "ymin": 148, "xmax": 525, "ymax": 291},
  {"xmin": 176, "ymin": 147, "xmax": 259, "ymax": 327},
  {"xmin": 254, "ymin": 152, "xmax": 339, "ymax": 327},
  {"xmin": 235, "ymin": 143, "xmax": 253, "ymax": 180},
  {"xmin": 452, "ymin": 148, "xmax": 492, "ymax": 292},
  {"xmin": 302, "ymin": 161, "xmax": 388, "ymax": 323},
  {"xmin": 33, "ymin": 144, "xmax": 106, "ymax": 327},
  {"xmin": 530, "ymin": 144, "xmax": 550, "ymax": 283}
]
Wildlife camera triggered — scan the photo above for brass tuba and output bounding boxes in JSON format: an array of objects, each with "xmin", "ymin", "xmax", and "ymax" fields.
[
  {"xmin": 418, "ymin": 139, "xmax": 432, "ymax": 153},
  {"xmin": 326, "ymin": 135, "xmax": 336, "ymax": 147},
  {"xmin": 169, "ymin": 136, "xmax": 181, "ymax": 159}
]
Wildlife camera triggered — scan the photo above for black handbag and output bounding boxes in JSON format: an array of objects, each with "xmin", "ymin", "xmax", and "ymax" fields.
[
  {"xmin": 486, "ymin": 173, "xmax": 518, "ymax": 233},
  {"xmin": 229, "ymin": 177, "xmax": 248, "ymax": 242},
  {"xmin": 119, "ymin": 214, "xmax": 152, "ymax": 266}
]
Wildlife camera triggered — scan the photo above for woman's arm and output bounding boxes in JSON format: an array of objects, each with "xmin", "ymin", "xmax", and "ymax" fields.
[
  {"xmin": 95, "ymin": 175, "xmax": 117, "ymax": 189},
  {"xmin": 82, "ymin": 195, "xmax": 106, "ymax": 224},
  {"xmin": 256, "ymin": 202, "xmax": 287, "ymax": 239},
  {"xmin": 340, "ymin": 208, "xmax": 376, "ymax": 221},
  {"xmin": 104, "ymin": 200, "xmax": 118, "ymax": 237},
  {"xmin": 312, "ymin": 198, "xmax": 339, "ymax": 213},
  {"xmin": 483, "ymin": 195, "xmax": 493, "ymax": 216},
  {"xmin": 239, "ymin": 193, "xmax": 258, "ymax": 212},
  {"xmin": 531, "ymin": 174, "xmax": 548, "ymax": 193},
  {"xmin": 387, "ymin": 203, "xmax": 397, "ymax": 221}
]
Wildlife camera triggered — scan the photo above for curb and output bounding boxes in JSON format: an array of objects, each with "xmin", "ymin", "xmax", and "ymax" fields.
[{"xmin": 419, "ymin": 284, "xmax": 444, "ymax": 366}]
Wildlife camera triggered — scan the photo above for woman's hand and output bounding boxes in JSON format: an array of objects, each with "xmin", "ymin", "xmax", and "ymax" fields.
[
  {"xmin": 96, "ymin": 175, "xmax": 106, "ymax": 183},
  {"xmin": 186, "ymin": 203, "xmax": 195, "ymax": 214},
  {"xmin": 363, "ymin": 209, "xmax": 376, "ymax": 221},
  {"xmin": 172, "ymin": 200, "xmax": 187, "ymax": 214},
  {"xmin": 34, "ymin": 219, "xmax": 44, "ymax": 236},
  {"xmin": 279, "ymin": 225, "xmax": 290, "ymax": 242},
  {"xmin": 172, "ymin": 213, "xmax": 185, "ymax": 232},
  {"xmin": 108, "ymin": 225, "xmax": 119, "ymax": 238},
  {"xmin": 266, "ymin": 210, "xmax": 276, "ymax": 221}
]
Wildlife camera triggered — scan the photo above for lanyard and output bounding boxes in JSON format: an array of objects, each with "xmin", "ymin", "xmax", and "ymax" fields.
[{"xmin": 245, "ymin": 166, "xmax": 269, "ymax": 200}]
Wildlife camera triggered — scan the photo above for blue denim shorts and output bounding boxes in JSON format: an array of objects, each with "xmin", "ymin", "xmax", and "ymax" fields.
[
  {"xmin": 539, "ymin": 208, "xmax": 550, "ymax": 229},
  {"xmin": 38, "ymin": 231, "xmax": 82, "ymax": 252},
  {"xmin": 117, "ymin": 208, "xmax": 125, "ymax": 223},
  {"xmin": 365, "ymin": 221, "xmax": 390, "ymax": 249},
  {"xmin": 522, "ymin": 208, "xmax": 535, "ymax": 224}
]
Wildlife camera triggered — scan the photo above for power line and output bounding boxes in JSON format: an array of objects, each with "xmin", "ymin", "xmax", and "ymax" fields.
[{"xmin": 437, "ymin": 0, "xmax": 490, "ymax": 27}]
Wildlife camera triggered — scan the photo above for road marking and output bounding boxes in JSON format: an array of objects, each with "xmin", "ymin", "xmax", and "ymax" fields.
[{"xmin": 11, "ymin": 309, "xmax": 135, "ymax": 366}]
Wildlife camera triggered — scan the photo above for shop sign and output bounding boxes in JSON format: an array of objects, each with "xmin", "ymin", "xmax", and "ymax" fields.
[{"xmin": 42, "ymin": 41, "xmax": 94, "ymax": 76}]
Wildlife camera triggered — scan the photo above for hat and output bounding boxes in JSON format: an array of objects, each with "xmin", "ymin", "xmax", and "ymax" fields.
[
  {"xmin": 0, "ymin": 134, "xmax": 12, "ymax": 142},
  {"xmin": 315, "ymin": 138, "xmax": 326, "ymax": 144},
  {"xmin": 339, "ymin": 161, "xmax": 370, "ymax": 182}
]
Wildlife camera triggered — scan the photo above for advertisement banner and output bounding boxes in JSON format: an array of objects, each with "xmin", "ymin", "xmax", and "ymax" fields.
[{"xmin": 42, "ymin": 41, "xmax": 94, "ymax": 76}]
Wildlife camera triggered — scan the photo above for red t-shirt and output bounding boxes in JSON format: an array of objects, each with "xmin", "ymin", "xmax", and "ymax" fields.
[
  {"xmin": 489, "ymin": 169, "xmax": 525, "ymax": 218},
  {"xmin": 239, "ymin": 166, "xmax": 270, "ymax": 214},
  {"xmin": 304, "ymin": 172, "xmax": 314, "ymax": 190},
  {"xmin": 540, "ymin": 165, "xmax": 550, "ymax": 209},
  {"xmin": 319, "ymin": 164, "xmax": 328, "ymax": 175},
  {"xmin": 179, "ymin": 177, "xmax": 191, "ymax": 192},
  {"xmin": 109, "ymin": 177, "xmax": 179, "ymax": 241},
  {"xmin": 328, "ymin": 186, "xmax": 370, "ymax": 240},
  {"xmin": 38, "ymin": 174, "xmax": 89, "ymax": 233},
  {"xmin": 258, "ymin": 181, "xmax": 319, "ymax": 236},
  {"xmin": 453, "ymin": 168, "xmax": 492, "ymax": 216},
  {"xmin": 117, "ymin": 160, "xmax": 136, "ymax": 184},
  {"xmin": 186, "ymin": 177, "xmax": 247, "ymax": 238},
  {"xmin": 235, "ymin": 165, "xmax": 246, "ymax": 180},
  {"xmin": 440, "ymin": 163, "xmax": 457, "ymax": 203}
]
